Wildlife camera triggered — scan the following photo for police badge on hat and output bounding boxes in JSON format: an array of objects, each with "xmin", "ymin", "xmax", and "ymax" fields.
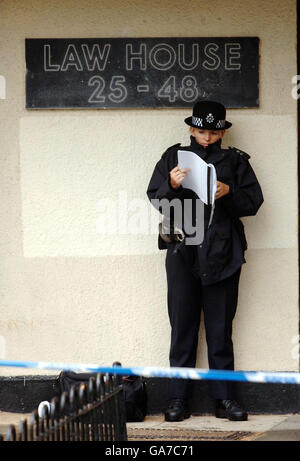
[{"xmin": 184, "ymin": 100, "xmax": 232, "ymax": 130}]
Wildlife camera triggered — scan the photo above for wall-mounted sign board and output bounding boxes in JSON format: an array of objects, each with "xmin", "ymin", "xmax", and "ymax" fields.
[{"xmin": 25, "ymin": 37, "xmax": 259, "ymax": 109}]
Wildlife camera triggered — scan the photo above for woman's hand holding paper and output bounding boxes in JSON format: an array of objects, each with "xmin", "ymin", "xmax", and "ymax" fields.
[
  {"xmin": 215, "ymin": 181, "xmax": 230, "ymax": 199},
  {"xmin": 169, "ymin": 165, "xmax": 190, "ymax": 189}
]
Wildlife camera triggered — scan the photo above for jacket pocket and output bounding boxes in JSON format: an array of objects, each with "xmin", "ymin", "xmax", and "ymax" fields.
[
  {"xmin": 207, "ymin": 223, "xmax": 232, "ymax": 270},
  {"xmin": 217, "ymin": 165, "xmax": 233, "ymax": 181}
]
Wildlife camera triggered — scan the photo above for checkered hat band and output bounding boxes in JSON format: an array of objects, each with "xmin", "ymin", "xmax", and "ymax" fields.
[
  {"xmin": 192, "ymin": 116, "xmax": 203, "ymax": 127},
  {"xmin": 192, "ymin": 116, "xmax": 225, "ymax": 128},
  {"xmin": 216, "ymin": 119, "xmax": 226, "ymax": 128}
]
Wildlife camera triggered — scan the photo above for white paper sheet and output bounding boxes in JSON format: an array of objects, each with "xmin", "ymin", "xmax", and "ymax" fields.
[
  {"xmin": 177, "ymin": 150, "xmax": 217, "ymax": 205},
  {"xmin": 209, "ymin": 164, "xmax": 217, "ymax": 205}
]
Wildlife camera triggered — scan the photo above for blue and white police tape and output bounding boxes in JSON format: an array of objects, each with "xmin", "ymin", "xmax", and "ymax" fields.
[{"xmin": 0, "ymin": 359, "xmax": 300, "ymax": 384}]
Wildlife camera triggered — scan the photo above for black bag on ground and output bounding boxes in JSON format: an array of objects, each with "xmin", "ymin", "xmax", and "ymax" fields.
[
  {"xmin": 58, "ymin": 370, "xmax": 94, "ymax": 393},
  {"xmin": 120, "ymin": 375, "xmax": 147, "ymax": 422},
  {"xmin": 57, "ymin": 368, "xmax": 147, "ymax": 422}
]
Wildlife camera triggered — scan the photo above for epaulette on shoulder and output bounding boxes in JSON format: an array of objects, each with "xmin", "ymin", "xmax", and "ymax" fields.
[
  {"xmin": 228, "ymin": 146, "xmax": 251, "ymax": 160},
  {"xmin": 167, "ymin": 143, "xmax": 181, "ymax": 150},
  {"xmin": 162, "ymin": 143, "xmax": 181, "ymax": 158}
]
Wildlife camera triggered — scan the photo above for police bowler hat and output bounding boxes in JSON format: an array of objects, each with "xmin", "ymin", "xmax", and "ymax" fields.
[{"xmin": 184, "ymin": 100, "xmax": 232, "ymax": 130}]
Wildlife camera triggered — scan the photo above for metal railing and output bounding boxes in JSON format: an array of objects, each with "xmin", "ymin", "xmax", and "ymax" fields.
[{"xmin": 1, "ymin": 373, "xmax": 127, "ymax": 441}]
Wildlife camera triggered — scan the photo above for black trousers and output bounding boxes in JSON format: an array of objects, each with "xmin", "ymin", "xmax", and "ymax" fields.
[{"xmin": 165, "ymin": 248, "xmax": 241, "ymax": 401}]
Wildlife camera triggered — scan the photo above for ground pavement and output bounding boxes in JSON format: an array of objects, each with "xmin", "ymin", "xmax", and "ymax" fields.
[{"xmin": 0, "ymin": 411, "xmax": 300, "ymax": 441}]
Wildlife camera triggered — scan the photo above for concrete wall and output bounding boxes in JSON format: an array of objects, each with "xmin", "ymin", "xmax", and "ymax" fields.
[{"xmin": 0, "ymin": 0, "xmax": 297, "ymax": 375}]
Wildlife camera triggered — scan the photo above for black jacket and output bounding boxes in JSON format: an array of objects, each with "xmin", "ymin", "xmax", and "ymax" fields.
[{"xmin": 146, "ymin": 136, "xmax": 264, "ymax": 285}]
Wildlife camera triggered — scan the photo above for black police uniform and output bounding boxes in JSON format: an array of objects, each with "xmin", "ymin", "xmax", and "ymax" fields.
[{"xmin": 146, "ymin": 136, "xmax": 264, "ymax": 401}]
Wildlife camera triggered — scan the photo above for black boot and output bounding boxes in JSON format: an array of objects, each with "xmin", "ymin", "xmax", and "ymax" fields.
[
  {"xmin": 215, "ymin": 400, "xmax": 248, "ymax": 421},
  {"xmin": 164, "ymin": 398, "xmax": 191, "ymax": 422}
]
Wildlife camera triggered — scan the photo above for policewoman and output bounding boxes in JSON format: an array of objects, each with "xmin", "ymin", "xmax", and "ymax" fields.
[{"xmin": 146, "ymin": 100, "xmax": 264, "ymax": 422}]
